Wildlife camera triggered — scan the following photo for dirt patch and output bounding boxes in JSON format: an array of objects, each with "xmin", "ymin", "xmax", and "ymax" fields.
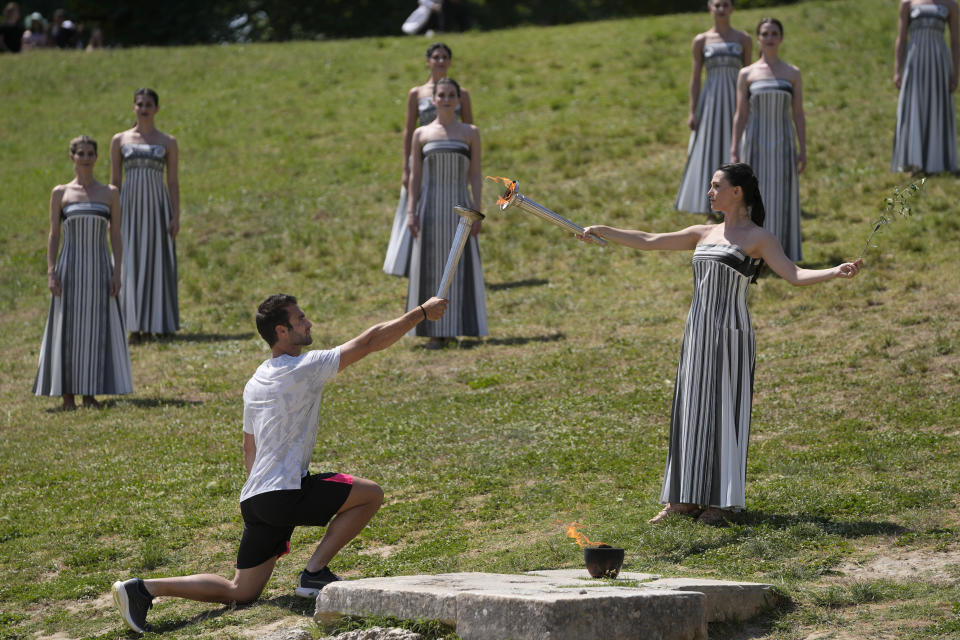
[
  {"xmin": 63, "ymin": 591, "xmax": 114, "ymax": 616},
  {"xmin": 835, "ymin": 548, "xmax": 960, "ymax": 581},
  {"xmin": 241, "ymin": 618, "xmax": 312, "ymax": 639},
  {"xmin": 358, "ymin": 543, "xmax": 399, "ymax": 559}
]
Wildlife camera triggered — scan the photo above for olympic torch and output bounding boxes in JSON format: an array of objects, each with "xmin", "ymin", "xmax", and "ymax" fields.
[
  {"xmin": 487, "ymin": 177, "xmax": 606, "ymax": 246},
  {"xmin": 436, "ymin": 205, "xmax": 485, "ymax": 299}
]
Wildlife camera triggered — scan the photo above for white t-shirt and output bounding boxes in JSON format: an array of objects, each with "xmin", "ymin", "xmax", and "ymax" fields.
[{"xmin": 239, "ymin": 347, "xmax": 340, "ymax": 502}]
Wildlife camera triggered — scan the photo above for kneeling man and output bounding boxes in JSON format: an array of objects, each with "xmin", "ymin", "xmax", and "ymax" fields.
[{"xmin": 113, "ymin": 294, "xmax": 448, "ymax": 633}]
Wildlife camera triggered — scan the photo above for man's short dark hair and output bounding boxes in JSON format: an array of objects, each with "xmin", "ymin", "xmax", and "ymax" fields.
[{"xmin": 256, "ymin": 294, "xmax": 297, "ymax": 346}]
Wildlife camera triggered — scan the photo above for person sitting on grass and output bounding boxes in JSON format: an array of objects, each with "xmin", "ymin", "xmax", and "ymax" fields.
[{"xmin": 112, "ymin": 293, "xmax": 448, "ymax": 633}]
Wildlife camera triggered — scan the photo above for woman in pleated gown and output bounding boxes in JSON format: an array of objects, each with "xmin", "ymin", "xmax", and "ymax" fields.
[
  {"xmin": 34, "ymin": 135, "xmax": 133, "ymax": 410},
  {"xmin": 406, "ymin": 78, "xmax": 486, "ymax": 348},
  {"xmin": 580, "ymin": 163, "xmax": 860, "ymax": 526},
  {"xmin": 731, "ymin": 18, "xmax": 805, "ymax": 262},
  {"xmin": 675, "ymin": 0, "xmax": 751, "ymax": 215},
  {"xmin": 110, "ymin": 88, "xmax": 180, "ymax": 343},
  {"xmin": 384, "ymin": 43, "xmax": 474, "ymax": 277},
  {"xmin": 891, "ymin": 0, "xmax": 959, "ymax": 174}
]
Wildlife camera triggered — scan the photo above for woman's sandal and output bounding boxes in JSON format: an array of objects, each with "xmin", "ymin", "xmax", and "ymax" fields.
[
  {"xmin": 696, "ymin": 507, "xmax": 734, "ymax": 526},
  {"xmin": 648, "ymin": 503, "xmax": 702, "ymax": 524}
]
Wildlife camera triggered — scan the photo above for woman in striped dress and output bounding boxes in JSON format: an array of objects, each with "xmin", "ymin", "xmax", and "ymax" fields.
[
  {"xmin": 34, "ymin": 136, "xmax": 133, "ymax": 409},
  {"xmin": 581, "ymin": 163, "xmax": 861, "ymax": 525},
  {"xmin": 384, "ymin": 43, "xmax": 474, "ymax": 277},
  {"xmin": 406, "ymin": 77, "xmax": 486, "ymax": 347},
  {"xmin": 892, "ymin": 0, "xmax": 959, "ymax": 174},
  {"xmin": 731, "ymin": 18, "xmax": 805, "ymax": 262},
  {"xmin": 110, "ymin": 87, "xmax": 180, "ymax": 343},
  {"xmin": 675, "ymin": 0, "xmax": 751, "ymax": 215}
]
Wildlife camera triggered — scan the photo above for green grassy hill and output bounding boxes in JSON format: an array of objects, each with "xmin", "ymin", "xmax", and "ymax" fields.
[{"xmin": 1, "ymin": 0, "xmax": 958, "ymax": 638}]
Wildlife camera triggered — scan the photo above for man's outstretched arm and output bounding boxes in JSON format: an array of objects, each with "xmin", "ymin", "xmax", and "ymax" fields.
[{"xmin": 338, "ymin": 296, "xmax": 448, "ymax": 371}]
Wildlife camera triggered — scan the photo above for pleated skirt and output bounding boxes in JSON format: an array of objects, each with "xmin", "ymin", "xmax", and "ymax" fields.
[
  {"xmin": 676, "ymin": 65, "xmax": 738, "ymax": 213},
  {"xmin": 891, "ymin": 25, "xmax": 958, "ymax": 173},
  {"xmin": 383, "ymin": 185, "xmax": 412, "ymax": 277},
  {"xmin": 406, "ymin": 141, "xmax": 487, "ymax": 337},
  {"xmin": 741, "ymin": 90, "xmax": 802, "ymax": 261},
  {"xmin": 660, "ymin": 245, "xmax": 757, "ymax": 509},
  {"xmin": 120, "ymin": 166, "xmax": 179, "ymax": 333},
  {"xmin": 34, "ymin": 212, "xmax": 133, "ymax": 396}
]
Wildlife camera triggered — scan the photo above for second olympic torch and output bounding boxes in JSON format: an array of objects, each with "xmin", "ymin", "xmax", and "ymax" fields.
[
  {"xmin": 490, "ymin": 178, "xmax": 606, "ymax": 246},
  {"xmin": 436, "ymin": 205, "xmax": 485, "ymax": 299}
]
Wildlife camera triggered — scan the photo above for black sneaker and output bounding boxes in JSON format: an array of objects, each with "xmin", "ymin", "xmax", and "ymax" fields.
[
  {"xmin": 112, "ymin": 578, "xmax": 153, "ymax": 633},
  {"xmin": 295, "ymin": 566, "xmax": 342, "ymax": 598}
]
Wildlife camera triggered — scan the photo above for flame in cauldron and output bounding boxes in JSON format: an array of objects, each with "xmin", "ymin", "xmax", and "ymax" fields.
[{"xmin": 565, "ymin": 522, "xmax": 608, "ymax": 548}]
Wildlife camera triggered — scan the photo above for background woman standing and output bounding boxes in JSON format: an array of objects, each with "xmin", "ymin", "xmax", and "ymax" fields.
[
  {"xmin": 406, "ymin": 78, "xmax": 486, "ymax": 348},
  {"xmin": 675, "ymin": 0, "xmax": 751, "ymax": 215},
  {"xmin": 384, "ymin": 43, "xmax": 474, "ymax": 277},
  {"xmin": 581, "ymin": 163, "xmax": 860, "ymax": 526},
  {"xmin": 34, "ymin": 136, "xmax": 132, "ymax": 409},
  {"xmin": 731, "ymin": 18, "xmax": 805, "ymax": 261},
  {"xmin": 110, "ymin": 88, "xmax": 180, "ymax": 343},
  {"xmin": 892, "ymin": 0, "xmax": 959, "ymax": 174}
]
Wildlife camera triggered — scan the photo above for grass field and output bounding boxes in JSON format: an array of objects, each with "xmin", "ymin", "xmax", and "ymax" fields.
[{"xmin": 1, "ymin": 0, "xmax": 959, "ymax": 638}]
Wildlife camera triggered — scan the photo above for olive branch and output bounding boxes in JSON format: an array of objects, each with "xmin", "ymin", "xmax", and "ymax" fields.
[{"xmin": 858, "ymin": 178, "xmax": 926, "ymax": 261}]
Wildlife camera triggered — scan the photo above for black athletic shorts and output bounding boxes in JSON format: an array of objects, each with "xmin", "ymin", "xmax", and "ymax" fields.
[{"xmin": 236, "ymin": 472, "xmax": 354, "ymax": 569}]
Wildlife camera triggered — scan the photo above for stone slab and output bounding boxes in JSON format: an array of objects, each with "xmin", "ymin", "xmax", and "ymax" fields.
[
  {"xmin": 315, "ymin": 572, "xmax": 707, "ymax": 640},
  {"xmin": 645, "ymin": 578, "xmax": 776, "ymax": 624},
  {"xmin": 529, "ymin": 570, "xmax": 775, "ymax": 623}
]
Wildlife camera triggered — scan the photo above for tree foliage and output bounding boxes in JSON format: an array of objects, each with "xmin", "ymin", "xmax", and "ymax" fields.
[{"xmin": 60, "ymin": 0, "xmax": 804, "ymax": 46}]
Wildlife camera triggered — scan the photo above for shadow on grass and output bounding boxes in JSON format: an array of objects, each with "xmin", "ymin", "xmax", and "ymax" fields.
[
  {"xmin": 739, "ymin": 511, "xmax": 909, "ymax": 538},
  {"xmin": 259, "ymin": 593, "xmax": 316, "ymax": 615},
  {"xmin": 140, "ymin": 596, "xmax": 313, "ymax": 635},
  {"xmin": 708, "ymin": 605, "xmax": 794, "ymax": 640},
  {"xmin": 649, "ymin": 512, "xmax": 909, "ymax": 564},
  {"xmin": 107, "ymin": 397, "xmax": 204, "ymax": 409},
  {"xmin": 41, "ymin": 398, "xmax": 203, "ymax": 414},
  {"xmin": 156, "ymin": 332, "xmax": 256, "ymax": 343},
  {"xmin": 462, "ymin": 333, "xmax": 567, "ymax": 348},
  {"xmin": 144, "ymin": 603, "xmax": 240, "ymax": 635},
  {"xmin": 487, "ymin": 278, "xmax": 549, "ymax": 291}
]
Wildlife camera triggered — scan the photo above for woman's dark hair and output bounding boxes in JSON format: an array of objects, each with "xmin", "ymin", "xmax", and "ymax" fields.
[
  {"xmin": 756, "ymin": 17, "xmax": 783, "ymax": 36},
  {"xmin": 707, "ymin": 0, "xmax": 735, "ymax": 9},
  {"xmin": 69, "ymin": 134, "xmax": 97, "ymax": 155},
  {"xmin": 425, "ymin": 42, "xmax": 452, "ymax": 60},
  {"xmin": 718, "ymin": 162, "xmax": 766, "ymax": 281},
  {"xmin": 134, "ymin": 87, "xmax": 159, "ymax": 107},
  {"xmin": 433, "ymin": 77, "xmax": 461, "ymax": 98},
  {"xmin": 256, "ymin": 293, "xmax": 297, "ymax": 346}
]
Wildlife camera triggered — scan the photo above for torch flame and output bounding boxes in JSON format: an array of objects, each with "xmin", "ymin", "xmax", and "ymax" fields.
[
  {"xmin": 565, "ymin": 522, "xmax": 608, "ymax": 549},
  {"xmin": 485, "ymin": 176, "xmax": 517, "ymax": 206}
]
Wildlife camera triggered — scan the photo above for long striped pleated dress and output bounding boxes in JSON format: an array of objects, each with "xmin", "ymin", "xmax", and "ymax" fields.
[
  {"xmin": 34, "ymin": 202, "xmax": 133, "ymax": 397},
  {"xmin": 675, "ymin": 42, "xmax": 743, "ymax": 214},
  {"xmin": 892, "ymin": 3, "xmax": 958, "ymax": 174},
  {"xmin": 406, "ymin": 139, "xmax": 487, "ymax": 337},
  {"xmin": 659, "ymin": 244, "xmax": 761, "ymax": 509},
  {"xmin": 741, "ymin": 78, "xmax": 802, "ymax": 261},
  {"xmin": 384, "ymin": 98, "xmax": 462, "ymax": 277},
  {"xmin": 119, "ymin": 143, "xmax": 179, "ymax": 333}
]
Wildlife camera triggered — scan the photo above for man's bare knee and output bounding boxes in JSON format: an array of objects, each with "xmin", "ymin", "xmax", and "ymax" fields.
[
  {"xmin": 229, "ymin": 582, "xmax": 264, "ymax": 605},
  {"xmin": 369, "ymin": 483, "xmax": 384, "ymax": 507}
]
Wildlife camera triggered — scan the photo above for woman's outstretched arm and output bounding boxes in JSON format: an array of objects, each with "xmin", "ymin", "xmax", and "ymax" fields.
[
  {"xmin": 758, "ymin": 230, "xmax": 861, "ymax": 285},
  {"xmin": 579, "ymin": 224, "xmax": 707, "ymax": 251}
]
